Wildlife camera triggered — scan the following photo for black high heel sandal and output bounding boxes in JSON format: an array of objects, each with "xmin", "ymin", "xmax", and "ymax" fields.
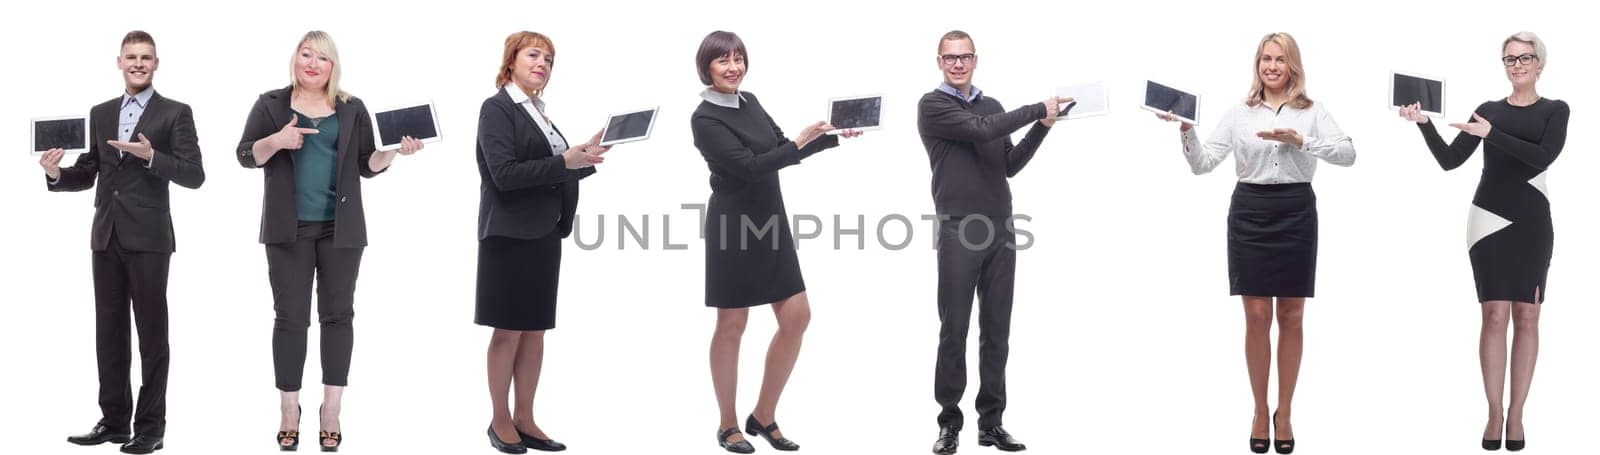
[
  {"xmin": 746, "ymin": 414, "xmax": 800, "ymax": 451},
  {"xmin": 319, "ymin": 405, "xmax": 342, "ymax": 452},
  {"xmin": 278, "ymin": 405, "xmax": 301, "ymax": 452},
  {"xmin": 1272, "ymin": 410, "xmax": 1295, "ymax": 454},
  {"xmin": 1250, "ymin": 414, "xmax": 1270, "ymax": 454}
]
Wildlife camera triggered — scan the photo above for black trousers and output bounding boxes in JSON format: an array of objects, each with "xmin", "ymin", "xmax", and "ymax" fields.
[
  {"xmin": 91, "ymin": 236, "xmax": 171, "ymax": 437},
  {"xmin": 934, "ymin": 215, "xmax": 1016, "ymax": 430},
  {"xmin": 265, "ymin": 221, "xmax": 363, "ymax": 392}
]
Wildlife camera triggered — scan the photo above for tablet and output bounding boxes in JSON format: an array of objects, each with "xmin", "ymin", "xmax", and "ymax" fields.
[
  {"xmin": 32, "ymin": 116, "xmax": 90, "ymax": 155},
  {"xmin": 827, "ymin": 94, "xmax": 883, "ymax": 133},
  {"xmin": 1055, "ymin": 81, "xmax": 1109, "ymax": 120},
  {"xmin": 1391, "ymin": 71, "xmax": 1445, "ymax": 117},
  {"xmin": 1142, "ymin": 80, "xmax": 1200, "ymax": 125},
  {"xmin": 599, "ymin": 107, "xmax": 658, "ymax": 146},
  {"xmin": 370, "ymin": 101, "xmax": 442, "ymax": 151}
]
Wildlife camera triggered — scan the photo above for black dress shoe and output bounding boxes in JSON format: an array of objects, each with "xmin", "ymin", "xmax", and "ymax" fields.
[
  {"xmin": 518, "ymin": 429, "xmax": 567, "ymax": 452},
  {"xmin": 746, "ymin": 414, "xmax": 800, "ymax": 451},
  {"xmin": 933, "ymin": 426, "xmax": 959, "ymax": 455},
  {"xmin": 1272, "ymin": 411, "xmax": 1294, "ymax": 454},
  {"xmin": 1483, "ymin": 439, "xmax": 1502, "ymax": 451},
  {"xmin": 120, "ymin": 435, "xmax": 164, "ymax": 454},
  {"xmin": 977, "ymin": 426, "xmax": 1025, "ymax": 452},
  {"xmin": 488, "ymin": 426, "xmax": 528, "ymax": 454},
  {"xmin": 717, "ymin": 427, "xmax": 755, "ymax": 454},
  {"xmin": 67, "ymin": 424, "xmax": 131, "ymax": 446},
  {"xmin": 1506, "ymin": 439, "xmax": 1525, "ymax": 451}
]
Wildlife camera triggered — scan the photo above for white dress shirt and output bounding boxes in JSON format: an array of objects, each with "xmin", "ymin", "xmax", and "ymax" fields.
[
  {"xmin": 505, "ymin": 85, "xmax": 568, "ymax": 156},
  {"xmin": 1180, "ymin": 100, "xmax": 1356, "ymax": 183},
  {"xmin": 700, "ymin": 88, "xmax": 747, "ymax": 109}
]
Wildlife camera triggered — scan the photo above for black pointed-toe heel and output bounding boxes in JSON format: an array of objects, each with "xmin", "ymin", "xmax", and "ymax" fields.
[
  {"xmin": 717, "ymin": 427, "xmax": 755, "ymax": 454},
  {"xmin": 746, "ymin": 415, "xmax": 800, "ymax": 451},
  {"xmin": 278, "ymin": 405, "xmax": 301, "ymax": 451},
  {"xmin": 488, "ymin": 426, "xmax": 528, "ymax": 454},
  {"xmin": 1272, "ymin": 411, "xmax": 1295, "ymax": 454}
]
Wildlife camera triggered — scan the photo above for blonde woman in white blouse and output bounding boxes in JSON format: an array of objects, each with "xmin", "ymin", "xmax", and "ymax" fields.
[{"xmin": 1157, "ymin": 32, "xmax": 1354, "ymax": 455}]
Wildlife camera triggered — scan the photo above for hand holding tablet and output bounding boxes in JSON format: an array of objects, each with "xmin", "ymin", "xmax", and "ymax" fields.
[
  {"xmin": 32, "ymin": 116, "xmax": 89, "ymax": 155},
  {"xmin": 599, "ymin": 107, "xmax": 658, "ymax": 146},
  {"xmin": 1143, "ymin": 80, "xmax": 1201, "ymax": 127},
  {"xmin": 371, "ymin": 101, "xmax": 442, "ymax": 151},
  {"xmin": 827, "ymin": 95, "xmax": 882, "ymax": 135},
  {"xmin": 1390, "ymin": 71, "xmax": 1444, "ymax": 118}
]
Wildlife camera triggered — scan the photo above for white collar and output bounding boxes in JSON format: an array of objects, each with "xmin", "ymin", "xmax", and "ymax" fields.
[
  {"xmin": 700, "ymin": 88, "xmax": 746, "ymax": 109},
  {"xmin": 505, "ymin": 84, "xmax": 545, "ymax": 113}
]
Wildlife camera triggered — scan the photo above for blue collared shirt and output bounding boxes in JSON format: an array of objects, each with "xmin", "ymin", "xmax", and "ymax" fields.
[{"xmin": 937, "ymin": 82, "xmax": 982, "ymax": 103}]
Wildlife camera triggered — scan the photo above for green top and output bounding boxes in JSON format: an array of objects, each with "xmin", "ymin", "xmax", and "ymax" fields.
[{"xmin": 292, "ymin": 110, "xmax": 339, "ymax": 222}]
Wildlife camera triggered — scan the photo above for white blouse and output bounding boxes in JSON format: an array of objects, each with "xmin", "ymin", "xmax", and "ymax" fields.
[
  {"xmin": 1180, "ymin": 100, "xmax": 1356, "ymax": 183},
  {"xmin": 505, "ymin": 85, "xmax": 568, "ymax": 156}
]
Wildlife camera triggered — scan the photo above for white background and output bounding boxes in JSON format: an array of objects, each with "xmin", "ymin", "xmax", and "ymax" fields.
[{"xmin": 2, "ymin": 0, "xmax": 1595, "ymax": 454}]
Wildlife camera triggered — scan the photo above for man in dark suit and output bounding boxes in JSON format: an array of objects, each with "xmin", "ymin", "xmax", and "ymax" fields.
[{"xmin": 38, "ymin": 30, "xmax": 204, "ymax": 455}]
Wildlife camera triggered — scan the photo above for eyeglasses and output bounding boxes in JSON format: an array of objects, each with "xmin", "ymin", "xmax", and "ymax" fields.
[
  {"xmin": 1502, "ymin": 53, "xmax": 1538, "ymax": 67},
  {"xmin": 939, "ymin": 53, "xmax": 975, "ymax": 66}
]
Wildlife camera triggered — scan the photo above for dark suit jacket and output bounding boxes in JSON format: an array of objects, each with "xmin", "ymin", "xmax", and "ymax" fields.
[
  {"xmin": 476, "ymin": 88, "xmax": 596, "ymax": 241},
  {"xmin": 236, "ymin": 87, "xmax": 384, "ymax": 248},
  {"xmin": 49, "ymin": 91, "xmax": 205, "ymax": 252}
]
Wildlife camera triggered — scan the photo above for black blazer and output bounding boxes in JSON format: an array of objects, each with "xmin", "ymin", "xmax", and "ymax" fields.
[
  {"xmin": 476, "ymin": 88, "xmax": 596, "ymax": 241},
  {"xmin": 49, "ymin": 91, "xmax": 205, "ymax": 253},
  {"xmin": 236, "ymin": 87, "xmax": 384, "ymax": 247}
]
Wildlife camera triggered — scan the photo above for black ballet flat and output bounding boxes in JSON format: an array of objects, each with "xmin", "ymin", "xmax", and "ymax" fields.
[
  {"xmin": 517, "ymin": 429, "xmax": 567, "ymax": 452},
  {"xmin": 1484, "ymin": 438, "xmax": 1503, "ymax": 451},
  {"xmin": 488, "ymin": 426, "xmax": 528, "ymax": 454},
  {"xmin": 1506, "ymin": 438, "xmax": 1525, "ymax": 451},
  {"xmin": 717, "ymin": 427, "xmax": 754, "ymax": 454},
  {"xmin": 746, "ymin": 415, "xmax": 800, "ymax": 451},
  {"xmin": 279, "ymin": 405, "xmax": 301, "ymax": 452}
]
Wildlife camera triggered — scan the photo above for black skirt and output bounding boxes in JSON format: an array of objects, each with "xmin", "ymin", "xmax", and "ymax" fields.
[
  {"xmin": 475, "ymin": 234, "xmax": 562, "ymax": 331},
  {"xmin": 1227, "ymin": 182, "xmax": 1318, "ymax": 297}
]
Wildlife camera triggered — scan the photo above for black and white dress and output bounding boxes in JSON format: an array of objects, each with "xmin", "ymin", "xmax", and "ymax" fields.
[
  {"xmin": 1416, "ymin": 98, "xmax": 1570, "ymax": 303},
  {"xmin": 1181, "ymin": 100, "xmax": 1356, "ymax": 297},
  {"xmin": 690, "ymin": 89, "xmax": 838, "ymax": 308}
]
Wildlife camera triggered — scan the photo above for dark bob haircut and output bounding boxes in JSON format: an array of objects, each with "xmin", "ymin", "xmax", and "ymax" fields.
[{"xmin": 696, "ymin": 30, "xmax": 747, "ymax": 86}]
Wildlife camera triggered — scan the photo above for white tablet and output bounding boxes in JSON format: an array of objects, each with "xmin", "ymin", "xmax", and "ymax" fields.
[
  {"xmin": 1391, "ymin": 71, "xmax": 1445, "ymax": 118},
  {"xmin": 1142, "ymin": 80, "xmax": 1200, "ymax": 125},
  {"xmin": 827, "ymin": 94, "xmax": 883, "ymax": 134},
  {"xmin": 1055, "ymin": 81, "xmax": 1110, "ymax": 120},
  {"xmin": 32, "ymin": 115, "xmax": 90, "ymax": 155},
  {"xmin": 370, "ymin": 101, "xmax": 442, "ymax": 151},
  {"xmin": 599, "ymin": 107, "xmax": 659, "ymax": 146}
]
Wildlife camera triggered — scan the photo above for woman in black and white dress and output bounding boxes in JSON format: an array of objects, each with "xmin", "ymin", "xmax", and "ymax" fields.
[
  {"xmin": 1157, "ymin": 32, "xmax": 1355, "ymax": 454},
  {"xmin": 689, "ymin": 31, "xmax": 862, "ymax": 454},
  {"xmin": 1398, "ymin": 31, "xmax": 1568, "ymax": 452}
]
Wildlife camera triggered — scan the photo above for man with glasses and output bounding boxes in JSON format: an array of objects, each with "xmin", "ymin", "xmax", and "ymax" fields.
[
  {"xmin": 38, "ymin": 30, "xmax": 204, "ymax": 454},
  {"xmin": 917, "ymin": 30, "xmax": 1068, "ymax": 455}
]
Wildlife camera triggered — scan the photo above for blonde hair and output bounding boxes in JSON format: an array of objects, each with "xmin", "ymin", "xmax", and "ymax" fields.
[
  {"xmin": 1245, "ymin": 32, "xmax": 1313, "ymax": 110},
  {"xmin": 289, "ymin": 31, "xmax": 350, "ymax": 106},
  {"xmin": 1503, "ymin": 31, "xmax": 1547, "ymax": 68},
  {"xmin": 497, "ymin": 31, "xmax": 556, "ymax": 96}
]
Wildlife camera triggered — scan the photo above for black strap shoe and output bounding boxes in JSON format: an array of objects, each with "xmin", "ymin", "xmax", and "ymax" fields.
[
  {"xmin": 119, "ymin": 435, "xmax": 164, "ymax": 454},
  {"xmin": 717, "ymin": 427, "xmax": 755, "ymax": 454},
  {"xmin": 933, "ymin": 426, "xmax": 959, "ymax": 455},
  {"xmin": 518, "ymin": 429, "xmax": 567, "ymax": 452},
  {"xmin": 977, "ymin": 426, "xmax": 1026, "ymax": 452},
  {"xmin": 67, "ymin": 424, "xmax": 132, "ymax": 446},
  {"xmin": 488, "ymin": 426, "xmax": 528, "ymax": 454},
  {"xmin": 746, "ymin": 414, "xmax": 800, "ymax": 451}
]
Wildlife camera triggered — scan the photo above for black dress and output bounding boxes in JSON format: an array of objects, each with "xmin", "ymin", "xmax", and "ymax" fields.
[
  {"xmin": 1417, "ymin": 98, "xmax": 1570, "ymax": 303},
  {"xmin": 690, "ymin": 91, "xmax": 838, "ymax": 308}
]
